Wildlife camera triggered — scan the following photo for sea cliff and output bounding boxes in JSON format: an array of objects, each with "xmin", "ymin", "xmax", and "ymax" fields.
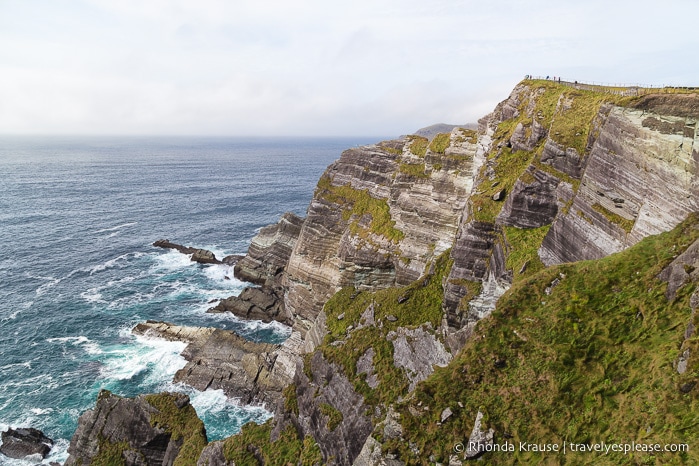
[{"xmin": 63, "ymin": 80, "xmax": 699, "ymax": 465}]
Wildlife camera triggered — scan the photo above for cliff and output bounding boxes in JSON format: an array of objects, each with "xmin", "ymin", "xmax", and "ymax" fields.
[{"xmin": 66, "ymin": 80, "xmax": 699, "ymax": 465}]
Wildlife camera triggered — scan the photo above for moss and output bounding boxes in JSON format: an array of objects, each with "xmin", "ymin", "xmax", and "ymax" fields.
[
  {"xmin": 456, "ymin": 128, "xmax": 478, "ymax": 144},
  {"xmin": 388, "ymin": 213, "xmax": 699, "ymax": 465},
  {"xmin": 317, "ymin": 176, "xmax": 404, "ymax": 243},
  {"xmin": 592, "ymin": 203, "xmax": 635, "ymax": 233},
  {"xmin": 408, "ymin": 136, "xmax": 429, "ymax": 157},
  {"xmin": 221, "ymin": 421, "xmax": 322, "ymax": 466},
  {"xmin": 321, "ymin": 251, "xmax": 453, "ymax": 407},
  {"xmin": 399, "ymin": 162, "xmax": 430, "ymax": 178},
  {"xmin": 283, "ymin": 384, "xmax": 299, "ymax": 416},
  {"xmin": 144, "ymin": 393, "xmax": 208, "ymax": 466},
  {"xmin": 503, "ymin": 225, "xmax": 550, "ymax": 281},
  {"xmin": 91, "ymin": 437, "xmax": 129, "ymax": 466},
  {"xmin": 320, "ymin": 403, "xmax": 344, "ymax": 431},
  {"xmin": 428, "ymin": 133, "xmax": 451, "ymax": 154}
]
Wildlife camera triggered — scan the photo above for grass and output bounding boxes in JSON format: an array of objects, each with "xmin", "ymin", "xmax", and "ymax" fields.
[
  {"xmin": 317, "ymin": 176, "xmax": 404, "ymax": 243},
  {"xmin": 320, "ymin": 403, "xmax": 344, "ymax": 431},
  {"xmin": 221, "ymin": 421, "xmax": 322, "ymax": 466},
  {"xmin": 144, "ymin": 393, "xmax": 208, "ymax": 466},
  {"xmin": 320, "ymin": 251, "xmax": 453, "ymax": 407},
  {"xmin": 456, "ymin": 128, "xmax": 478, "ymax": 144},
  {"xmin": 385, "ymin": 213, "xmax": 699, "ymax": 465},
  {"xmin": 408, "ymin": 136, "xmax": 429, "ymax": 157},
  {"xmin": 592, "ymin": 203, "xmax": 636, "ymax": 233},
  {"xmin": 399, "ymin": 162, "xmax": 430, "ymax": 178},
  {"xmin": 503, "ymin": 225, "xmax": 550, "ymax": 281},
  {"xmin": 429, "ymin": 133, "xmax": 451, "ymax": 154}
]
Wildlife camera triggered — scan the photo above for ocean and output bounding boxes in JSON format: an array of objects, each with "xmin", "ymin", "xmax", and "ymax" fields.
[{"xmin": 0, "ymin": 135, "xmax": 378, "ymax": 465}]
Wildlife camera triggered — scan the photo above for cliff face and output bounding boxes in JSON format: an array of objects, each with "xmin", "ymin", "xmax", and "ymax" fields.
[
  {"xmin": 68, "ymin": 81, "xmax": 699, "ymax": 465},
  {"xmin": 283, "ymin": 131, "xmax": 480, "ymax": 340}
]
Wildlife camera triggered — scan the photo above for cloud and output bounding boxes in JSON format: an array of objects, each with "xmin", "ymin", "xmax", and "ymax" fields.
[{"xmin": 1, "ymin": 0, "xmax": 698, "ymax": 135}]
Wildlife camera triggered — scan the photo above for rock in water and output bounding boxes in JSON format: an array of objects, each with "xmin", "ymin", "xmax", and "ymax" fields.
[
  {"xmin": 152, "ymin": 239, "xmax": 222, "ymax": 264},
  {"xmin": 64, "ymin": 390, "xmax": 206, "ymax": 466},
  {"xmin": 0, "ymin": 427, "xmax": 54, "ymax": 459}
]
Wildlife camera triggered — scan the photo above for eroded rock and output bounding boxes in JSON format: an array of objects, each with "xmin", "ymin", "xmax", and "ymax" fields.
[{"xmin": 0, "ymin": 427, "xmax": 53, "ymax": 460}]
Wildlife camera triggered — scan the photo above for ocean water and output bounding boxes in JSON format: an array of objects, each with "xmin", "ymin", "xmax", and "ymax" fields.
[{"xmin": 0, "ymin": 135, "xmax": 378, "ymax": 465}]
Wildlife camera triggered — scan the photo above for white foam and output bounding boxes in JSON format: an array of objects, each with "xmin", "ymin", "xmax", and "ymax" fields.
[
  {"xmin": 29, "ymin": 407, "xmax": 54, "ymax": 415},
  {"xmin": 98, "ymin": 333, "xmax": 187, "ymax": 383},
  {"xmin": 93, "ymin": 222, "xmax": 138, "ymax": 234},
  {"xmin": 46, "ymin": 336, "xmax": 103, "ymax": 355},
  {"xmin": 89, "ymin": 253, "xmax": 133, "ymax": 275},
  {"xmin": 80, "ymin": 288, "xmax": 104, "ymax": 303},
  {"xmin": 152, "ymin": 249, "xmax": 196, "ymax": 272}
]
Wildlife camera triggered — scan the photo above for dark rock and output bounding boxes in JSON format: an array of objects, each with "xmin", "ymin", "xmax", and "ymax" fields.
[
  {"xmin": 680, "ymin": 382, "xmax": 696, "ymax": 394},
  {"xmin": 221, "ymin": 254, "xmax": 244, "ymax": 266},
  {"xmin": 282, "ymin": 351, "xmax": 373, "ymax": 465},
  {"xmin": 496, "ymin": 166, "xmax": 560, "ymax": 228},
  {"xmin": 234, "ymin": 212, "xmax": 303, "ymax": 287},
  {"xmin": 0, "ymin": 427, "xmax": 53, "ymax": 459},
  {"xmin": 153, "ymin": 239, "xmax": 222, "ymax": 264},
  {"xmin": 208, "ymin": 286, "xmax": 291, "ymax": 326},
  {"xmin": 64, "ymin": 391, "xmax": 205, "ymax": 466},
  {"xmin": 492, "ymin": 188, "xmax": 506, "ymax": 201}
]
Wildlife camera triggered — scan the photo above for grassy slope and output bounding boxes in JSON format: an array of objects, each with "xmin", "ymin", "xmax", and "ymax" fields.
[{"xmin": 388, "ymin": 214, "xmax": 699, "ymax": 465}]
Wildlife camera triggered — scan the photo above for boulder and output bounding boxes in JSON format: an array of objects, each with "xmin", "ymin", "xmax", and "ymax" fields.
[{"xmin": 0, "ymin": 427, "xmax": 53, "ymax": 459}]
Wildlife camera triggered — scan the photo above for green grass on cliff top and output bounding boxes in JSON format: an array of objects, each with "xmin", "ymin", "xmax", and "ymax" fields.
[{"xmin": 386, "ymin": 213, "xmax": 699, "ymax": 465}]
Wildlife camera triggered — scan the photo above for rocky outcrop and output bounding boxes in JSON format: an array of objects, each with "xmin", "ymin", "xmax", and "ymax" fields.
[
  {"xmin": 133, "ymin": 321, "xmax": 288, "ymax": 407},
  {"xmin": 208, "ymin": 286, "xmax": 290, "ymax": 325},
  {"xmin": 388, "ymin": 325, "xmax": 452, "ymax": 392},
  {"xmin": 284, "ymin": 351, "xmax": 374, "ymax": 466},
  {"xmin": 152, "ymin": 239, "xmax": 222, "ymax": 264},
  {"xmin": 234, "ymin": 212, "xmax": 304, "ymax": 287},
  {"xmin": 65, "ymin": 391, "xmax": 206, "ymax": 466},
  {"xmin": 0, "ymin": 427, "xmax": 53, "ymax": 460}
]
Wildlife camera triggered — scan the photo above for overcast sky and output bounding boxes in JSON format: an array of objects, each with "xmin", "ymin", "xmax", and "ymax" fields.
[{"xmin": 1, "ymin": 0, "xmax": 698, "ymax": 137}]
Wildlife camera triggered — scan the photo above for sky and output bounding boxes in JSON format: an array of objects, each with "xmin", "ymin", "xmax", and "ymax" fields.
[{"xmin": 1, "ymin": 0, "xmax": 698, "ymax": 137}]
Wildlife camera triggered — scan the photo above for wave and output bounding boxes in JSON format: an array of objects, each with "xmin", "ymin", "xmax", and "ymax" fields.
[
  {"xmin": 88, "ymin": 252, "xmax": 146, "ymax": 275},
  {"xmin": 46, "ymin": 336, "xmax": 102, "ymax": 355},
  {"xmin": 97, "ymin": 331, "xmax": 187, "ymax": 384},
  {"xmin": 93, "ymin": 222, "xmax": 138, "ymax": 234}
]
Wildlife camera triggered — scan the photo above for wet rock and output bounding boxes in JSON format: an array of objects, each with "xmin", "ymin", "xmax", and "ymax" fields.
[
  {"xmin": 0, "ymin": 427, "xmax": 53, "ymax": 460},
  {"xmin": 152, "ymin": 239, "xmax": 222, "ymax": 264},
  {"xmin": 132, "ymin": 321, "xmax": 286, "ymax": 407}
]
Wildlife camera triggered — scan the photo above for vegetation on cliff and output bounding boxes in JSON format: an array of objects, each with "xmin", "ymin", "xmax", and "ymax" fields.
[{"xmin": 388, "ymin": 213, "xmax": 699, "ymax": 465}]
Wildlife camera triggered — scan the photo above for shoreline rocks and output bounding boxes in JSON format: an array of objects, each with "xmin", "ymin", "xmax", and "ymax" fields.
[
  {"xmin": 133, "ymin": 321, "xmax": 288, "ymax": 408},
  {"xmin": 0, "ymin": 427, "xmax": 54, "ymax": 460},
  {"xmin": 152, "ymin": 239, "xmax": 222, "ymax": 264}
]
